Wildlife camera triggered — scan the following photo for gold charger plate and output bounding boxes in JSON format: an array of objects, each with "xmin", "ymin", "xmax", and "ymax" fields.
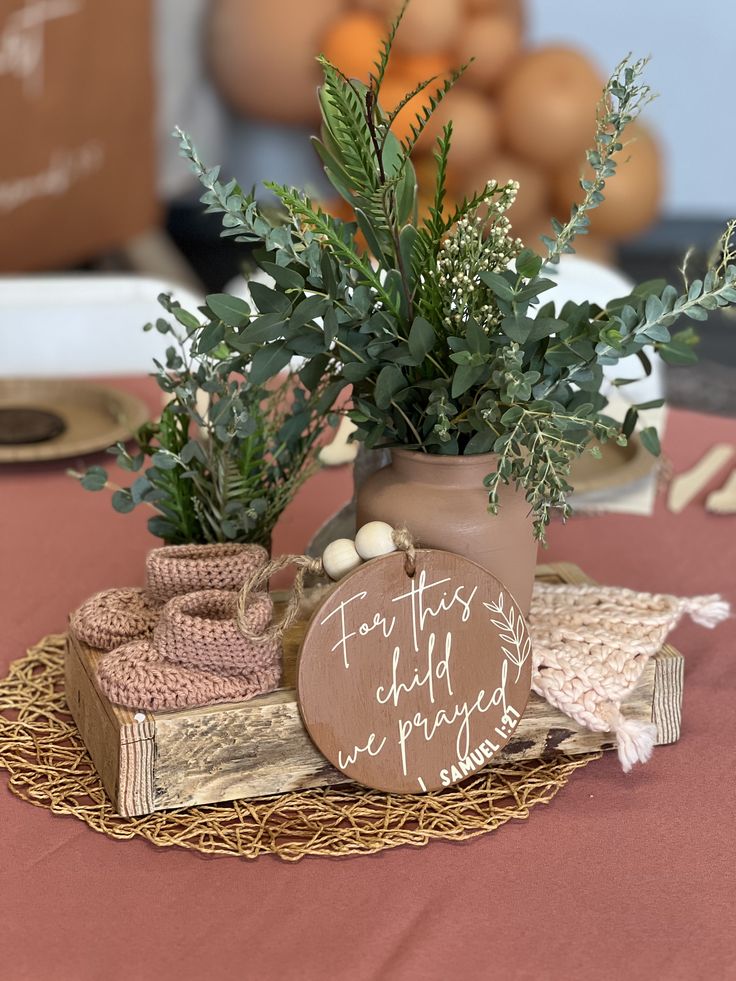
[
  {"xmin": 570, "ymin": 433, "xmax": 656, "ymax": 494},
  {"xmin": 0, "ymin": 379, "xmax": 149, "ymax": 463}
]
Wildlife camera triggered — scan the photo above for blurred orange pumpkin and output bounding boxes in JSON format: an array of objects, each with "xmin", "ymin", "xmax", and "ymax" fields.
[
  {"xmin": 394, "ymin": 0, "xmax": 462, "ymax": 55},
  {"xmin": 465, "ymin": 0, "xmax": 524, "ymax": 26},
  {"xmin": 385, "ymin": 51, "xmax": 453, "ymax": 87},
  {"xmin": 498, "ymin": 46, "xmax": 604, "ymax": 168},
  {"xmin": 208, "ymin": 0, "xmax": 346, "ymax": 124},
  {"xmin": 377, "ymin": 75, "xmax": 436, "ymax": 144},
  {"xmin": 352, "ymin": 0, "xmax": 393, "ymax": 10},
  {"xmin": 321, "ymin": 12, "xmax": 386, "ymax": 81},
  {"xmin": 456, "ymin": 11, "xmax": 523, "ymax": 90},
  {"xmin": 423, "ymin": 88, "xmax": 500, "ymax": 170}
]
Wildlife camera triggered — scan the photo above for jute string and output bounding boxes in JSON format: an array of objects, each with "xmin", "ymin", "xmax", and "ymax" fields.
[
  {"xmin": 236, "ymin": 527, "xmax": 417, "ymax": 641},
  {"xmin": 392, "ymin": 527, "xmax": 417, "ymax": 576},
  {"xmin": 237, "ymin": 554, "xmax": 323, "ymax": 642},
  {"xmin": 0, "ymin": 635, "xmax": 599, "ymax": 862}
]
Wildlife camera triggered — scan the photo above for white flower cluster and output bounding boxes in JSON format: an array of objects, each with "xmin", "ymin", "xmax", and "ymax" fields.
[{"xmin": 436, "ymin": 179, "xmax": 523, "ymax": 331}]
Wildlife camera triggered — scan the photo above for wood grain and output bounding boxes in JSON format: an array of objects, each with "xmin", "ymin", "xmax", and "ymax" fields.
[
  {"xmin": 65, "ymin": 563, "xmax": 685, "ymax": 816},
  {"xmin": 297, "ymin": 549, "xmax": 532, "ymax": 794},
  {"xmin": 652, "ymin": 645, "xmax": 684, "ymax": 745},
  {"xmin": 65, "ymin": 633, "xmax": 124, "ymax": 806},
  {"xmin": 65, "ymin": 638, "xmax": 155, "ymax": 814}
]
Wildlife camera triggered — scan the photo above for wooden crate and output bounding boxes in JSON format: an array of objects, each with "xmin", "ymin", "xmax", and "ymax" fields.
[{"xmin": 64, "ymin": 563, "xmax": 684, "ymax": 817}]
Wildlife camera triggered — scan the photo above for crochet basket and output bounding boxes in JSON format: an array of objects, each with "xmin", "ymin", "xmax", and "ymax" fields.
[{"xmin": 64, "ymin": 563, "xmax": 684, "ymax": 817}]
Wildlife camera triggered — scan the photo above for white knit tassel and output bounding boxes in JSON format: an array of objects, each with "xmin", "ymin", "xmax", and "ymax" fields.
[
  {"xmin": 615, "ymin": 717, "xmax": 658, "ymax": 773},
  {"xmin": 603, "ymin": 705, "xmax": 658, "ymax": 773},
  {"xmin": 680, "ymin": 595, "xmax": 731, "ymax": 629}
]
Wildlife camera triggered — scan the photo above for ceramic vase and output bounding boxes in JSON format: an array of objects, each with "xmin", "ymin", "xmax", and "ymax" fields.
[{"xmin": 356, "ymin": 449, "xmax": 537, "ymax": 614}]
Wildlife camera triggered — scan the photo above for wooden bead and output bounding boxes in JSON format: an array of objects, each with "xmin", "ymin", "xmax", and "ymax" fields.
[
  {"xmin": 355, "ymin": 521, "xmax": 396, "ymax": 561},
  {"xmin": 322, "ymin": 539, "xmax": 362, "ymax": 581}
]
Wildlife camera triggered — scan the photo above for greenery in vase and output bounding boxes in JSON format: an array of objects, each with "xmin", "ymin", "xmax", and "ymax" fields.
[
  {"xmin": 83, "ymin": 0, "xmax": 736, "ymax": 543},
  {"xmin": 72, "ymin": 293, "xmax": 336, "ymax": 547}
]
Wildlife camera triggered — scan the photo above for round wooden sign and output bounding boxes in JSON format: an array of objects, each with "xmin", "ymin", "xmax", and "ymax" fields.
[{"xmin": 297, "ymin": 549, "xmax": 532, "ymax": 794}]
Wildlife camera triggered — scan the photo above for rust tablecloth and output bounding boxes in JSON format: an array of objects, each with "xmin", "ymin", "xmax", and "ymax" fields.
[{"xmin": 1, "ymin": 378, "xmax": 735, "ymax": 981}]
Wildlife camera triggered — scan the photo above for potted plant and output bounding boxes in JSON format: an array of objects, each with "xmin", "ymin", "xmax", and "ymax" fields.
[
  {"xmin": 73, "ymin": 292, "xmax": 338, "ymax": 549},
  {"xmin": 89, "ymin": 2, "xmax": 736, "ymax": 610}
]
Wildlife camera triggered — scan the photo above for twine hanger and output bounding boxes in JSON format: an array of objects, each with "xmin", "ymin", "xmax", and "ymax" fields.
[{"xmin": 236, "ymin": 527, "xmax": 417, "ymax": 643}]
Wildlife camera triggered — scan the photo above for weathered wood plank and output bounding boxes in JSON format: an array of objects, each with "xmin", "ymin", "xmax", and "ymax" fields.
[
  {"xmin": 64, "ymin": 635, "xmax": 126, "ymax": 807},
  {"xmin": 154, "ymin": 698, "xmax": 342, "ymax": 809},
  {"xmin": 652, "ymin": 644, "xmax": 684, "ymax": 744},
  {"xmin": 64, "ymin": 564, "xmax": 685, "ymax": 816},
  {"xmin": 66, "ymin": 635, "xmax": 156, "ymax": 814},
  {"xmin": 118, "ymin": 718, "xmax": 155, "ymax": 816}
]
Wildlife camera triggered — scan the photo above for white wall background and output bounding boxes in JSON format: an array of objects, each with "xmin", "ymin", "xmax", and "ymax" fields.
[{"xmin": 527, "ymin": 0, "xmax": 734, "ymax": 217}]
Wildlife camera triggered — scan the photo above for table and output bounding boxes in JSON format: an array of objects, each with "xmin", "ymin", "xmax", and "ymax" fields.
[{"xmin": 2, "ymin": 378, "xmax": 735, "ymax": 981}]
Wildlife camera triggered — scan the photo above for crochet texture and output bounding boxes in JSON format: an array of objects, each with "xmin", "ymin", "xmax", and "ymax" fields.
[
  {"xmin": 70, "ymin": 542, "xmax": 268, "ymax": 651},
  {"xmin": 528, "ymin": 582, "xmax": 729, "ymax": 771},
  {"xmin": 97, "ymin": 590, "xmax": 281, "ymax": 711}
]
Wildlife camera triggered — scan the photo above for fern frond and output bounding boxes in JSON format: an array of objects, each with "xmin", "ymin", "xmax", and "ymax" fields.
[
  {"xmin": 318, "ymin": 58, "xmax": 380, "ymax": 200},
  {"xmin": 365, "ymin": 185, "xmax": 394, "ymax": 233},
  {"xmin": 265, "ymin": 182, "xmax": 401, "ymax": 317},
  {"xmin": 396, "ymin": 62, "xmax": 472, "ymax": 161},
  {"xmin": 369, "ymin": 0, "xmax": 410, "ymax": 94},
  {"xmin": 383, "ymin": 73, "xmax": 443, "ymax": 130},
  {"xmin": 413, "ymin": 121, "xmax": 452, "ymax": 293},
  {"xmin": 414, "ymin": 173, "xmax": 498, "ymax": 275},
  {"xmin": 424, "ymin": 122, "xmax": 453, "ymax": 248}
]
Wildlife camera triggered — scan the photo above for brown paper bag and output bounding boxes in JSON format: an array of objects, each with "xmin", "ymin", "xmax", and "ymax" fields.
[{"xmin": 0, "ymin": 0, "xmax": 159, "ymax": 270}]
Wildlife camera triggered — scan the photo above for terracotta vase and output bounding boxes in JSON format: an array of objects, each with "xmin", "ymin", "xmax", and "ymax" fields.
[{"xmin": 355, "ymin": 449, "xmax": 537, "ymax": 614}]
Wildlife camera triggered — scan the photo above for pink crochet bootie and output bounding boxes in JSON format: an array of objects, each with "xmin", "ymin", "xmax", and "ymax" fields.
[
  {"xmin": 96, "ymin": 589, "xmax": 281, "ymax": 711},
  {"xmin": 70, "ymin": 542, "xmax": 268, "ymax": 651},
  {"xmin": 156, "ymin": 590, "xmax": 275, "ymax": 675}
]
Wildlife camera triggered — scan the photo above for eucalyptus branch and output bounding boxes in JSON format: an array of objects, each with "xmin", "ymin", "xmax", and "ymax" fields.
[
  {"xmin": 176, "ymin": 127, "xmax": 253, "ymax": 233},
  {"xmin": 545, "ymin": 54, "xmax": 655, "ymax": 264},
  {"xmin": 483, "ymin": 406, "xmax": 621, "ymax": 541},
  {"xmin": 540, "ymin": 236, "xmax": 736, "ymax": 406}
]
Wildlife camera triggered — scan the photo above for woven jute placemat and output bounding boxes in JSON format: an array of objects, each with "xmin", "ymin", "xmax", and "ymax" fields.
[{"xmin": 0, "ymin": 635, "xmax": 599, "ymax": 862}]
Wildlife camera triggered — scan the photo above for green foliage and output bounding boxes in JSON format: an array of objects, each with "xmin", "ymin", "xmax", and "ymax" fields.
[
  {"xmin": 170, "ymin": 8, "xmax": 736, "ymax": 542},
  {"xmin": 544, "ymin": 54, "xmax": 655, "ymax": 263},
  {"xmin": 72, "ymin": 294, "xmax": 334, "ymax": 546}
]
